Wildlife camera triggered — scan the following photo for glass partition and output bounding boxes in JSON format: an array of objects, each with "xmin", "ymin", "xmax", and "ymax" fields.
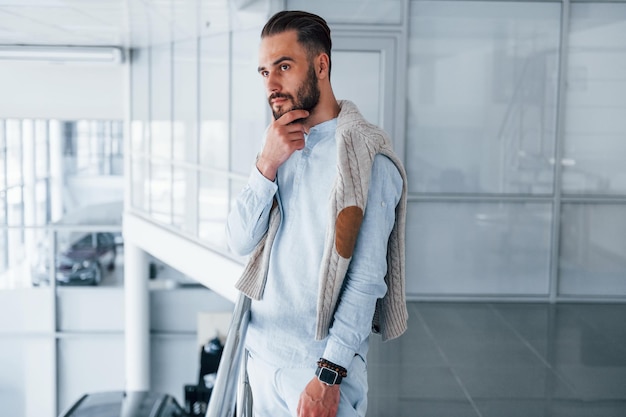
[
  {"xmin": 150, "ymin": 43, "xmax": 173, "ymax": 161},
  {"xmin": 562, "ymin": 3, "xmax": 626, "ymax": 195},
  {"xmin": 173, "ymin": 38, "xmax": 198, "ymax": 163},
  {"xmin": 230, "ymin": 29, "xmax": 267, "ymax": 176},
  {"xmin": 559, "ymin": 203, "xmax": 626, "ymax": 297},
  {"xmin": 406, "ymin": 201, "xmax": 553, "ymax": 296},
  {"xmin": 406, "ymin": 1, "xmax": 561, "ymax": 195},
  {"xmin": 31, "ymin": 227, "xmax": 122, "ymax": 288},
  {"xmin": 1, "ymin": 115, "xmax": 124, "ymax": 416},
  {"xmin": 288, "ymin": 0, "xmax": 404, "ymax": 25},
  {"xmin": 173, "ymin": 166, "xmax": 197, "ymax": 234},
  {"xmin": 149, "ymin": 161, "xmax": 173, "ymax": 224},
  {"xmin": 0, "ymin": 118, "xmax": 124, "ymax": 288},
  {"xmin": 200, "ymin": 32, "xmax": 230, "ymax": 171},
  {"xmin": 130, "ymin": 48, "xmax": 150, "ymax": 155},
  {"xmin": 198, "ymin": 172, "xmax": 229, "ymax": 249}
]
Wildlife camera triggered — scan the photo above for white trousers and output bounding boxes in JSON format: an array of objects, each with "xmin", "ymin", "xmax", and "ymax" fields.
[{"xmin": 246, "ymin": 351, "xmax": 368, "ymax": 417}]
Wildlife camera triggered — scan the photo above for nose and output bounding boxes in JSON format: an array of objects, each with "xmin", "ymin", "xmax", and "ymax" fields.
[{"xmin": 265, "ymin": 72, "xmax": 280, "ymax": 93}]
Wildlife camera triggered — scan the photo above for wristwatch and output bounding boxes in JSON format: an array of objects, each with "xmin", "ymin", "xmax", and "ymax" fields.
[{"xmin": 315, "ymin": 365, "xmax": 343, "ymax": 385}]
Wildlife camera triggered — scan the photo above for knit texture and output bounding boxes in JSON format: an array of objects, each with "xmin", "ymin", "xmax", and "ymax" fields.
[{"xmin": 235, "ymin": 100, "xmax": 408, "ymax": 342}]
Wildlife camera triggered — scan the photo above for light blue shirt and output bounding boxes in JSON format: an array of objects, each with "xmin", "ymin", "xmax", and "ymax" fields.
[{"xmin": 226, "ymin": 118, "xmax": 403, "ymax": 370}]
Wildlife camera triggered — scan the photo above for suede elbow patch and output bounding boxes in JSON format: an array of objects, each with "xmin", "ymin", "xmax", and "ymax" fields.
[{"xmin": 335, "ymin": 206, "xmax": 364, "ymax": 258}]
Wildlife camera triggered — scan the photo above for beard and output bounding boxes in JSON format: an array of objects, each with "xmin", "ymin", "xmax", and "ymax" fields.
[{"xmin": 269, "ymin": 64, "xmax": 320, "ymax": 120}]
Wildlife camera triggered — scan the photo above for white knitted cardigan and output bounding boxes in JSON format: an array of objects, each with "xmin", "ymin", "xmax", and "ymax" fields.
[{"xmin": 235, "ymin": 100, "xmax": 408, "ymax": 342}]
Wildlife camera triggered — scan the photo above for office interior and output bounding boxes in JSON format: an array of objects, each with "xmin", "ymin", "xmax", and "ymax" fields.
[{"xmin": 0, "ymin": 0, "xmax": 625, "ymax": 416}]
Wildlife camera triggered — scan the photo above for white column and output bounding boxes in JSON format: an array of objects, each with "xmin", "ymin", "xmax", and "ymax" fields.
[
  {"xmin": 48, "ymin": 121, "xmax": 64, "ymax": 223},
  {"xmin": 124, "ymin": 241, "xmax": 150, "ymax": 391}
]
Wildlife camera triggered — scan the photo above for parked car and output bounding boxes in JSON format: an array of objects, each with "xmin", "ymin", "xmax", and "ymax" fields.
[
  {"xmin": 60, "ymin": 391, "xmax": 190, "ymax": 417},
  {"xmin": 32, "ymin": 232, "xmax": 117, "ymax": 286}
]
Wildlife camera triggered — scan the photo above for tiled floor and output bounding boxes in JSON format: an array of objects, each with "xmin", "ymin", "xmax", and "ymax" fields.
[{"xmin": 367, "ymin": 302, "xmax": 626, "ymax": 417}]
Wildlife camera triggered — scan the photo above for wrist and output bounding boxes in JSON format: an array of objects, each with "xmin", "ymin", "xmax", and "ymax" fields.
[
  {"xmin": 313, "ymin": 377, "xmax": 341, "ymax": 391},
  {"xmin": 315, "ymin": 358, "xmax": 347, "ymax": 386},
  {"xmin": 256, "ymin": 154, "xmax": 277, "ymax": 181}
]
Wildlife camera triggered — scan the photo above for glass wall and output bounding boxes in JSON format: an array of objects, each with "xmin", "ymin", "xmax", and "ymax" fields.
[
  {"xmin": 127, "ymin": 0, "xmax": 626, "ymax": 302},
  {"xmin": 562, "ymin": 3, "xmax": 626, "ymax": 196},
  {"xmin": 129, "ymin": 20, "xmax": 266, "ymax": 255},
  {"xmin": 0, "ymin": 118, "xmax": 125, "ymax": 417},
  {"xmin": 406, "ymin": 1, "xmax": 561, "ymax": 195},
  {"xmin": 0, "ymin": 119, "xmax": 124, "ymax": 289},
  {"xmin": 407, "ymin": 202, "xmax": 553, "ymax": 295},
  {"xmin": 1, "ymin": 118, "xmax": 125, "ymax": 414},
  {"xmin": 559, "ymin": 3, "xmax": 626, "ymax": 296},
  {"xmin": 198, "ymin": 32, "xmax": 231, "ymax": 248},
  {"xmin": 406, "ymin": 0, "xmax": 562, "ymax": 296},
  {"xmin": 404, "ymin": 0, "xmax": 626, "ymax": 299}
]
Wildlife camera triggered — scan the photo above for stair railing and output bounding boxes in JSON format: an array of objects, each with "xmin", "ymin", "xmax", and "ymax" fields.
[{"xmin": 205, "ymin": 293, "xmax": 252, "ymax": 417}]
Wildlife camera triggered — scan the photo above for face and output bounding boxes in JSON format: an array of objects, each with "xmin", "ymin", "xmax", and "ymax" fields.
[{"xmin": 258, "ymin": 31, "xmax": 321, "ymax": 120}]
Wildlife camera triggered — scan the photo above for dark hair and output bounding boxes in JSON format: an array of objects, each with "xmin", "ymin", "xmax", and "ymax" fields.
[{"xmin": 261, "ymin": 10, "xmax": 332, "ymax": 73}]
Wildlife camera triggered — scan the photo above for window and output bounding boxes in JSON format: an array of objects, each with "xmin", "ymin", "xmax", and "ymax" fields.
[{"xmin": 0, "ymin": 118, "xmax": 123, "ymax": 288}]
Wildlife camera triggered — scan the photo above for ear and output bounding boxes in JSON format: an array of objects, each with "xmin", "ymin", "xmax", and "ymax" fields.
[{"xmin": 316, "ymin": 53, "xmax": 330, "ymax": 80}]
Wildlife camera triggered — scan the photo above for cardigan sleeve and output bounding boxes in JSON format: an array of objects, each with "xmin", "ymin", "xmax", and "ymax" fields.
[{"xmin": 322, "ymin": 154, "xmax": 403, "ymax": 369}]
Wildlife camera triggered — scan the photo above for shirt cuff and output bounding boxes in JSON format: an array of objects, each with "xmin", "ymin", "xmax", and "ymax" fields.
[
  {"xmin": 322, "ymin": 338, "xmax": 355, "ymax": 371},
  {"xmin": 248, "ymin": 164, "xmax": 278, "ymax": 200}
]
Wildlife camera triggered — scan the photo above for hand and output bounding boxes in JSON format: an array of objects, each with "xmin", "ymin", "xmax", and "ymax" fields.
[
  {"xmin": 297, "ymin": 377, "xmax": 340, "ymax": 417},
  {"xmin": 256, "ymin": 109, "xmax": 309, "ymax": 180}
]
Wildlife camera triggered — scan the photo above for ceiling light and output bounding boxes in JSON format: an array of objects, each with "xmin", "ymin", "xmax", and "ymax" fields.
[{"xmin": 0, "ymin": 45, "xmax": 124, "ymax": 64}]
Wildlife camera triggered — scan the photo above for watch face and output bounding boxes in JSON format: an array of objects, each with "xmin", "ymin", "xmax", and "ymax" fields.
[{"xmin": 317, "ymin": 367, "xmax": 339, "ymax": 385}]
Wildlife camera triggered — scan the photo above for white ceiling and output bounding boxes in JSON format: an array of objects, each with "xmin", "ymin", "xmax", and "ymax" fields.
[
  {"xmin": 0, "ymin": 0, "xmax": 242, "ymax": 48},
  {"xmin": 0, "ymin": 0, "xmax": 131, "ymax": 46}
]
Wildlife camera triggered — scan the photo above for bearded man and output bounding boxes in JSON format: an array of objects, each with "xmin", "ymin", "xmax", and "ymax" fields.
[{"xmin": 226, "ymin": 10, "xmax": 408, "ymax": 417}]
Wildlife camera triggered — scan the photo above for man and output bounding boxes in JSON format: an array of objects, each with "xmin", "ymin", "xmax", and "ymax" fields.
[{"xmin": 226, "ymin": 10, "xmax": 408, "ymax": 417}]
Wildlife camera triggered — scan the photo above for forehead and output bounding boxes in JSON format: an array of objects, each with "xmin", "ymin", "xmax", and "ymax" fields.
[{"xmin": 258, "ymin": 30, "xmax": 307, "ymax": 64}]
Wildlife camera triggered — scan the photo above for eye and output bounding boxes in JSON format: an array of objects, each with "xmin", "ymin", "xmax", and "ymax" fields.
[
  {"xmin": 280, "ymin": 63, "xmax": 290, "ymax": 71},
  {"xmin": 259, "ymin": 70, "xmax": 269, "ymax": 77}
]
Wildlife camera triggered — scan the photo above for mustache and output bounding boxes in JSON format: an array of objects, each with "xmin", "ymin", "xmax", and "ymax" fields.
[{"xmin": 268, "ymin": 92, "xmax": 293, "ymax": 102}]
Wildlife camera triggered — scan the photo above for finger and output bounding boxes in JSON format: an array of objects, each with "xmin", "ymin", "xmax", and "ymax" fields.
[
  {"xmin": 292, "ymin": 139, "xmax": 305, "ymax": 150},
  {"xmin": 282, "ymin": 122, "xmax": 305, "ymax": 133},
  {"xmin": 286, "ymin": 131, "xmax": 306, "ymax": 145},
  {"xmin": 276, "ymin": 122, "xmax": 304, "ymax": 137},
  {"xmin": 285, "ymin": 126, "xmax": 306, "ymax": 138},
  {"xmin": 277, "ymin": 109, "xmax": 309, "ymax": 125}
]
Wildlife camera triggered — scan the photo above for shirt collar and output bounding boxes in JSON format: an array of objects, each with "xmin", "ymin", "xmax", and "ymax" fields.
[{"xmin": 305, "ymin": 118, "xmax": 337, "ymax": 144}]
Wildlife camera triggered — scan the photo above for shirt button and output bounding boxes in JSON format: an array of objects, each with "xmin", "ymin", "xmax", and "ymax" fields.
[{"xmin": 381, "ymin": 201, "xmax": 386, "ymax": 207}]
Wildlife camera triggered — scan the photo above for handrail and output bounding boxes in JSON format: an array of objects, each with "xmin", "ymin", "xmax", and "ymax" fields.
[
  {"xmin": 205, "ymin": 293, "xmax": 252, "ymax": 417},
  {"xmin": 236, "ymin": 348, "xmax": 253, "ymax": 417}
]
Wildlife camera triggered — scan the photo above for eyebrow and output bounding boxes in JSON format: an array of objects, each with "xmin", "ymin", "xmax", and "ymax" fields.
[{"xmin": 257, "ymin": 56, "xmax": 295, "ymax": 73}]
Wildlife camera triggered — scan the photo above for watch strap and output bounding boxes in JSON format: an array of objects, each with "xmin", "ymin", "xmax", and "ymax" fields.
[{"xmin": 315, "ymin": 358, "xmax": 347, "ymax": 385}]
